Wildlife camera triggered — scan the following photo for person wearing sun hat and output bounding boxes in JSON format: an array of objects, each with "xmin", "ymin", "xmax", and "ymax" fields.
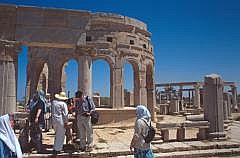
[{"xmin": 51, "ymin": 92, "xmax": 69, "ymax": 154}]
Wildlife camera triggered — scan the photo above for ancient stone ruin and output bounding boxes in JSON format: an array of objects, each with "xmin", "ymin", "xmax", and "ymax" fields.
[
  {"xmin": 156, "ymin": 75, "xmax": 238, "ymax": 141},
  {"xmin": 0, "ymin": 4, "xmax": 156, "ymax": 120}
]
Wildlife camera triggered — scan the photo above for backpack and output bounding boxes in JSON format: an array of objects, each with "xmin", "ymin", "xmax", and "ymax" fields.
[
  {"xmin": 18, "ymin": 122, "xmax": 30, "ymax": 153},
  {"xmin": 141, "ymin": 119, "xmax": 156, "ymax": 143},
  {"xmin": 86, "ymin": 96, "xmax": 99, "ymax": 125}
]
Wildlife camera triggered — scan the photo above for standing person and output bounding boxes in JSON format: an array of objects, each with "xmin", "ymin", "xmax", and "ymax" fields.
[
  {"xmin": 29, "ymin": 90, "xmax": 46, "ymax": 153},
  {"xmin": 44, "ymin": 93, "xmax": 52, "ymax": 132},
  {"xmin": 0, "ymin": 114, "xmax": 22, "ymax": 158},
  {"xmin": 130, "ymin": 105, "xmax": 154, "ymax": 158},
  {"xmin": 51, "ymin": 92, "xmax": 68, "ymax": 154},
  {"xmin": 75, "ymin": 90, "xmax": 95, "ymax": 152}
]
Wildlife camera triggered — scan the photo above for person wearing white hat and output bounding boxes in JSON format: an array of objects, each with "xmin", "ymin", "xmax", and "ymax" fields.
[{"xmin": 51, "ymin": 92, "xmax": 68, "ymax": 154}]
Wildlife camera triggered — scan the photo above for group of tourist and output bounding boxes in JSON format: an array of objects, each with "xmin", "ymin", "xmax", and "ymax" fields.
[
  {"xmin": 0, "ymin": 90, "xmax": 154, "ymax": 158},
  {"xmin": 25, "ymin": 90, "xmax": 96, "ymax": 154}
]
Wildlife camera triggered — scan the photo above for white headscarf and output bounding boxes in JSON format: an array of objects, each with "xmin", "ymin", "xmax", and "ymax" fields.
[
  {"xmin": 0, "ymin": 114, "xmax": 22, "ymax": 158},
  {"xmin": 136, "ymin": 105, "xmax": 151, "ymax": 121}
]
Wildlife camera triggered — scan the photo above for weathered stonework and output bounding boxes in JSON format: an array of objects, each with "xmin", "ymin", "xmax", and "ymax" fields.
[
  {"xmin": 0, "ymin": 40, "xmax": 20, "ymax": 115},
  {"xmin": 0, "ymin": 4, "xmax": 156, "ymax": 120},
  {"xmin": 203, "ymin": 74, "xmax": 225, "ymax": 138}
]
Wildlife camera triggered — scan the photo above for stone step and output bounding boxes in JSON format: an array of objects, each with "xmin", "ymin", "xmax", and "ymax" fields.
[
  {"xmin": 24, "ymin": 140, "xmax": 240, "ymax": 158},
  {"xmin": 155, "ymin": 147, "xmax": 240, "ymax": 158},
  {"xmin": 156, "ymin": 115, "xmax": 164, "ymax": 121},
  {"xmin": 152, "ymin": 139, "xmax": 164, "ymax": 144},
  {"xmin": 113, "ymin": 147, "xmax": 240, "ymax": 158},
  {"xmin": 153, "ymin": 135, "xmax": 162, "ymax": 141}
]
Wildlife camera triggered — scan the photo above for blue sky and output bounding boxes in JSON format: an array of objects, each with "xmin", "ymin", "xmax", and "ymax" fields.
[{"xmin": 0, "ymin": 0, "xmax": 239, "ymax": 99}]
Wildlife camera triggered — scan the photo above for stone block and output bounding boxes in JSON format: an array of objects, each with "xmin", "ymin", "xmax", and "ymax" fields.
[
  {"xmin": 156, "ymin": 122, "xmax": 181, "ymax": 129},
  {"xmin": 176, "ymin": 128, "xmax": 185, "ymax": 141}
]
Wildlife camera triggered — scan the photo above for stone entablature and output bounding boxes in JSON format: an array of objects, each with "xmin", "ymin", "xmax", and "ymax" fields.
[{"xmin": 0, "ymin": 4, "xmax": 153, "ymax": 55}]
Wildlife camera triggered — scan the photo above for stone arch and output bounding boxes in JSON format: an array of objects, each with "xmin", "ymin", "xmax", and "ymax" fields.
[
  {"xmin": 92, "ymin": 56, "xmax": 113, "ymax": 107},
  {"xmin": 61, "ymin": 57, "xmax": 79, "ymax": 96},
  {"xmin": 123, "ymin": 57, "xmax": 140, "ymax": 106}
]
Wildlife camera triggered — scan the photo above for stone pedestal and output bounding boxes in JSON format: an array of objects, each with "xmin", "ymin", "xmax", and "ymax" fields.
[
  {"xmin": 197, "ymin": 128, "xmax": 207, "ymax": 140},
  {"xmin": 176, "ymin": 128, "xmax": 185, "ymax": 141},
  {"xmin": 169, "ymin": 100, "xmax": 179, "ymax": 114},
  {"xmin": 161, "ymin": 129, "xmax": 170, "ymax": 142},
  {"xmin": 0, "ymin": 41, "xmax": 19, "ymax": 116},
  {"xmin": 203, "ymin": 74, "xmax": 224, "ymax": 138}
]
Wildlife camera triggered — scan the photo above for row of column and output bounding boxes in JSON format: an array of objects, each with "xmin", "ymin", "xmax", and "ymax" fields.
[{"xmin": 26, "ymin": 55, "xmax": 152, "ymax": 109}]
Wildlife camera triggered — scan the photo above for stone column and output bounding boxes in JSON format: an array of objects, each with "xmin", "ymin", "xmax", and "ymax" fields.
[
  {"xmin": 26, "ymin": 61, "xmax": 45, "ymax": 99},
  {"xmin": 111, "ymin": 58, "xmax": 124, "ymax": 109},
  {"xmin": 48, "ymin": 62, "xmax": 62, "ymax": 96},
  {"xmin": 231, "ymin": 85, "xmax": 238, "ymax": 112},
  {"xmin": 194, "ymin": 84, "xmax": 201, "ymax": 109},
  {"xmin": 223, "ymin": 101, "xmax": 228, "ymax": 121},
  {"xmin": 0, "ymin": 41, "xmax": 20, "ymax": 116},
  {"xmin": 134, "ymin": 70, "xmax": 140, "ymax": 105},
  {"xmin": 139, "ymin": 66, "xmax": 147, "ymax": 105},
  {"xmin": 179, "ymin": 86, "xmax": 184, "ymax": 111},
  {"xmin": 223, "ymin": 92, "xmax": 232, "ymax": 119},
  {"xmin": 78, "ymin": 56, "xmax": 92, "ymax": 96},
  {"xmin": 146, "ymin": 63, "xmax": 156, "ymax": 121},
  {"xmin": 188, "ymin": 90, "xmax": 191, "ymax": 107},
  {"xmin": 203, "ymin": 74, "xmax": 225, "ymax": 138},
  {"xmin": 61, "ymin": 63, "xmax": 67, "ymax": 92}
]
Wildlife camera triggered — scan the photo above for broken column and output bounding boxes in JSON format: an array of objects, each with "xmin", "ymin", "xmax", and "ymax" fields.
[
  {"xmin": 203, "ymin": 74, "xmax": 225, "ymax": 138},
  {"xmin": 0, "ymin": 40, "xmax": 20, "ymax": 116}
]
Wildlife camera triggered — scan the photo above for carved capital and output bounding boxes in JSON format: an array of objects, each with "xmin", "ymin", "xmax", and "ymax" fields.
[{"xmin": 0, "ymin": 40, "xmax": 21, "ymax": 61}]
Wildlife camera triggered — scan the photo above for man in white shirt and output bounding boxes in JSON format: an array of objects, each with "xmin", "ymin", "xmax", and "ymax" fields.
[{"xmin": 51, "ymin": 92, "xmax": 68, "ymax": 154}]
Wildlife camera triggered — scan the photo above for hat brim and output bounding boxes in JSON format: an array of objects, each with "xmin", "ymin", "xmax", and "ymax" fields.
[{"xmin": 55, "ymin": 94, "xmax": 68, "ymax": 100}]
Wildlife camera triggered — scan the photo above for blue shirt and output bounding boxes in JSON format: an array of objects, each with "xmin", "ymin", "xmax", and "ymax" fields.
[{"xmin": 30, "ymin": 99, "xmax": 45, "ymax": 125}]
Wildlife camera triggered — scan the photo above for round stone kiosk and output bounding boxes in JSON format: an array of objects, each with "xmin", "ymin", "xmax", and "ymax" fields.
[{"xmin": 0, "ymin": 4, "xmax": 156, "ymax": 122}]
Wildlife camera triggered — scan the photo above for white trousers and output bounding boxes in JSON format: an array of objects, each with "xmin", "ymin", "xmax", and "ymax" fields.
[
  {"xmin": 77, "ymin": 115, "xmax": 93, "ymax": 149},
  {"xmin": 52, "ymin": 119, "xmax": 65, "ymax": 151}
]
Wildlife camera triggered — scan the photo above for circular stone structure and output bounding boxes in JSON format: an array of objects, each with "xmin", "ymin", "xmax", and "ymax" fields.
[{"xmin": 0, "ymin": 4, "xmax": 156, "ymax": 119}]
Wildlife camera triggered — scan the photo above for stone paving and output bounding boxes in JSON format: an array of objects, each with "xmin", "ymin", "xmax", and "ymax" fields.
[{"xmin": 23, "ymin": 115, "xmax": 240, "ymax": 158}]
